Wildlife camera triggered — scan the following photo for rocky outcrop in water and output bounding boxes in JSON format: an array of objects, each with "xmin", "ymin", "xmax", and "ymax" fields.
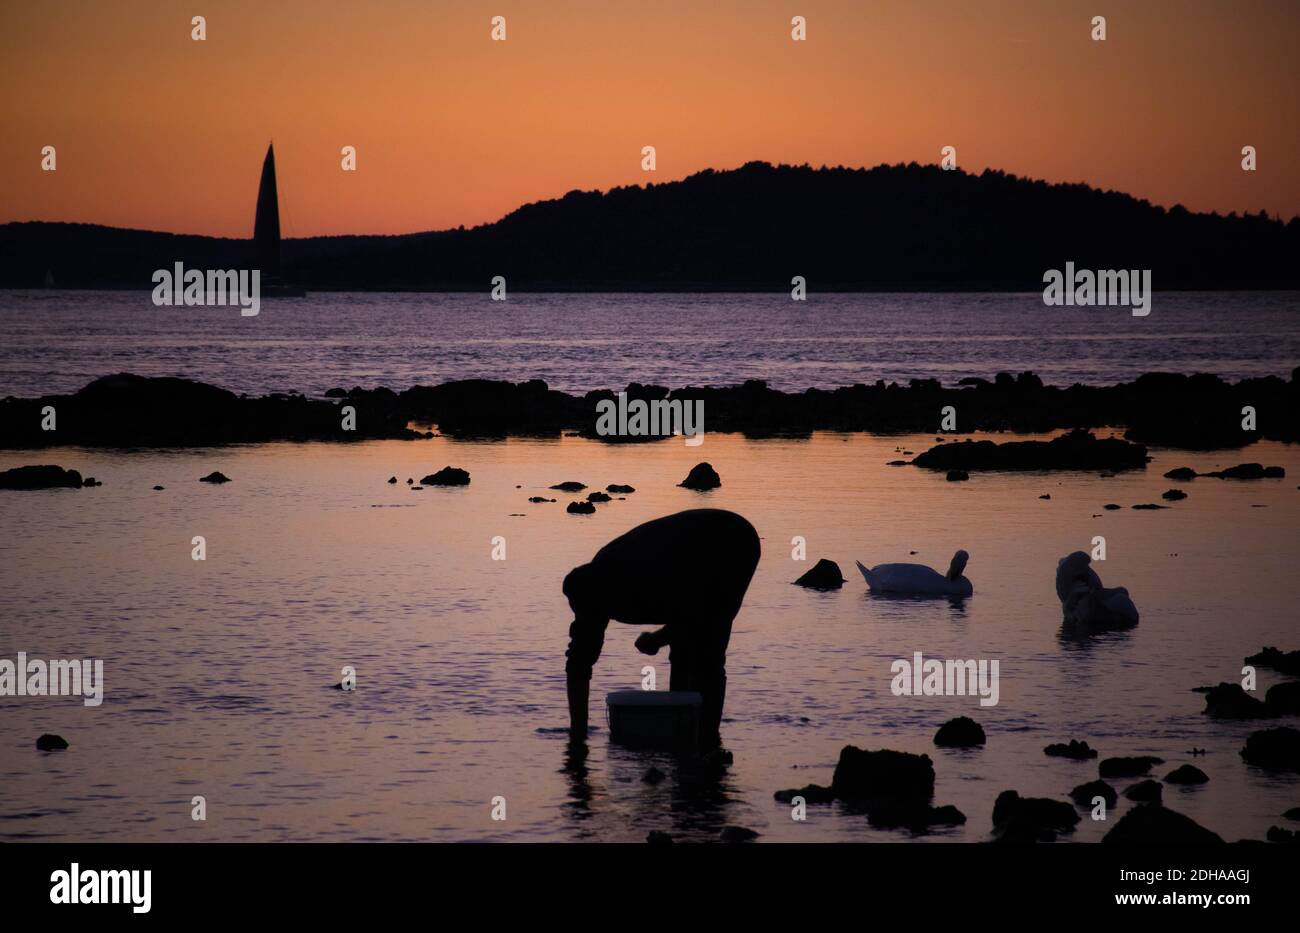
[
  {"xmin": 1045, "ymin": 740, "xmax": 1098, "ymax": 760},
  {"xmin": 1246, "ymin": 647, "xmax": 1300, "ymax": 676},
  {"xmin": 1125, "ymin": 780, "xmax": 1163, "ymax": 804},
  {"xmin": 35, "ymin": 734, "xmax": 69, "ymax": 750},
  {"xmin": 1241, "ymin": 727, "xmax": 1300, "ymax": 772},
  {"xmin": 1102, "ymin": 805, "xmax": 1223, "ymax": 845},
  {"xmin": 1099, "ymin": 756, "xmax": 1164, "ymax": 778},
  {"xmin": 991, "ymin": 790, "xmax": 1079, "ymax": 842},
  {"xmin": 934, "ymin": 716, "xmax": 986, "ymax": 747},
  {"xmin": 0, "ymin": 465, "xmax": 84, "ymax": 489},
  {"xmin": 793, "ymin": 559, "xmax": 846, "ymax": 590},
  {"xmin": 1164, "ymin": 764, "xmax": 1209, "ymax": 785},
  {"xmin": 1070, "ymin": 780, "xmax": 1117, "ymax": 808},
  {"xmin": 421, "ymin": 466, "xmax": 470, "ymax": 486},
  {"xmin": 679, "ymin": 462, "xmax": 721, "ymax": 490},
  {"xmin": 1202, "ymin": 682, "xmax": 1276, "ymax": 719},
  {"xmin": 5, "ymin": 368, "xmax": 1296, "ymax": 448},
  {"xmin": 199, "ymin": 471, "xmax": 231, "ymax": 483},
  {"xmin": 912, "ymin": 430, "xmax": 1148, "ymax": 473}
]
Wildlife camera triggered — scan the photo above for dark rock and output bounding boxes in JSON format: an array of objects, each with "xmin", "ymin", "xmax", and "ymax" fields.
[
  {"xmin": 36, "ymin": 734, "xmax": 69, "ymax": 751},
  {"xmin": 1164, "ymin": 764, "xmax": 1209, "ymax": 785},
  {"xmin": 1071, "ymin": 780, "xmax": 1117, "ymax": 808},
  {"xmin": 646, "ymin": 830, "xmax": 674, "ymax": 845},
  {"xmin": 0, "ymin": 465, "xmax": 83, "ymax": 489},
  {"xmin": 82, "ymin": 476, "xmax": 99, "ymax": 486},
  {"xmin": 831, "ymin": 746, "xmax": 934, "ymax": 801},
  {"xmin": 550, "ymin": 481, "xmax": 586, "ymax": 492},
  {"xmin": 642, "ymin": 766, "xmax": 666, "ymax": 785},
  {"xmin": 527, "ymin": 496, "xmax": 555, "ymax": 503},
  {"xmin": 1267, "ymin": 681, "xmax": 1300, "ymax": 714},
  {"xmin": 1038, "ymin": 493, "xmax": 1051, "ymax": 499},
  {"xmin": 719, "ymin": 825, "xmax": 759, "ymax": 843},
  {"xmin": 912, "ymin": 429, "xmax": 1147, "ymax": 473},
  {"xmin": 566, "ymin": 501, "xmax": 596, "ymax": 514},
  {"xmin": 946, "ymin": 469, "xmax": 969, "ymax": 482},
  {"xmin": 1164, "ymin": 467, "xmax": 1197, "ymax": 481},
  {"xmin": 152, "ymin": 485, "xmax": 164, "ymax": 490},
  {"xmin": 1202, "ymin": 682, "xmax": 1275, "ymax": 719},
  {"xmin": 1132, "ymin": 503, "xmax": 1167, "ymax": 510},
  {"xmin": 887, "ymin": 459, "xmax": 908, "ymax": 466},
  {"xmin": 421, "ymin": 466, "xmax": 470, "ymax": 486},
  {"xmin": 1283, "ymin": 807, "xmax": 1300, "ymax": 821},
  {"xmin": 606, "ymin": 484, "xmax": 635, "ymax": 493},
  {"xmin": 1161, "ymin": 488, "xmax": 1187, "ymax": 501},
  {"xmin": 586, "ymin": 491, "xmax": 612, "ymax": 503},
  {"xmin": 774, "ymin": 784, "xmax": 835, "ymax": 804},
  {"xmin": 1246, "ymin": 647, "xmax": 1300, "ymax": 676},
  {"xmin": 1045, "ymin": 740, "xmax": 1098, "ymax": 760},
  {"xmin": 926, "ymin": 805, "xmax": 967, "ymax": 826},
  {"xmin": 1102, "ymin": 805, "xmax": 1223, "ymax": 844},
  {"xmin": 1241, "ymin": 727, "xmax": 1300, "ymax": 771},
  {"xmin": 199, "ymin": 471, "xmax": 230, "ymax": 483},
  {"xmin": 1266, "ymin": 826, "xmax": 1299, "ymax": 843},
  {"xmin": 406, "ymin": 478, "xmax": 413, "ymax": 484},
  {"xmin": 387, "ymin": 476, "xmax": 397, "ymax": 483},
  {"xmin": 992, "ymin": 790, "xmax": 1079, "ymax": 842},
  {"xmin": 1099, "ymin": 756, "xmax": 1164, "ymax": 778},
  {"xmin": 1103, "ymin": 503, "xmax": 1121, "ymax": 510},
  {"xmin": 1125, "ymin": 779, "xmax": 1164, "ymax": 804},
  {"xmin": 866, "ymin": 798, "xmax": 966, "ymax": 832},
  {"xmin": 679, "ymin": 462, "xmax": 721, "ymax": 490},
  {"xmin": 793, "ymin": 558, "xmax": 845, "ymax": 590},
  {"xmin": 1201, "ymin": 463, "xmax": 1285, "ymax": 480},
  {"xmin": 934, "ymin": 716, "xmax": 986, "ymax": 747}
]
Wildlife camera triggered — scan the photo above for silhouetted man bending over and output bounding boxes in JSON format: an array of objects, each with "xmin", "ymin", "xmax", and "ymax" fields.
[{"xmin": 563, "ymin": 509, "xmax": 761, "ymax": 748}]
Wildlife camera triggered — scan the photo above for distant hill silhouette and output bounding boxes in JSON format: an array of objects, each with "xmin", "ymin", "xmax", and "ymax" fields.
[{"xmin": 2, "ymin": 162, "xmax": 1296, "ymax": 290}]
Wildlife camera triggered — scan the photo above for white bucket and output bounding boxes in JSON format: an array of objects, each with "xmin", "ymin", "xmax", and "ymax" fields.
[{"xmin": 606, "ymin": 690, "xmax": 702, "ymax": 748}]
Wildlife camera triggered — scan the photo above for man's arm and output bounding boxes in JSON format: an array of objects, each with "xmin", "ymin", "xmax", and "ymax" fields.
[{"xmin": 565, "ymin": 616, "xmax": 609, "ymax": 739}]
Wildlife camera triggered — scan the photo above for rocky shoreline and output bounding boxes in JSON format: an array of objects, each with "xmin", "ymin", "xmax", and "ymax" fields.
[{"xmin": 1, "ymin": 368, "xmax": 1296, "ymax": 450}]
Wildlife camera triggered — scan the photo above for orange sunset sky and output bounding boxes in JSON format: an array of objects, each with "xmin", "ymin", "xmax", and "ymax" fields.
[{"xmin": 2, "ymin": 0, "xmax": 1297, "ymax": 238}]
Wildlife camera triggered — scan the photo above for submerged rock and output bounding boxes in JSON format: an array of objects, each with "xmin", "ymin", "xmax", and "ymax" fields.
[
  {"xmin": 1071, "ymin": 780, "xmax": 1117, "ymax": 808},
  {"xmin": 1132, "ymin": 503, "xmax": 1167, "ymax": 510},
  {"xmin": 421, "ymin": 466, "xmax": 470, "ymax": 486},
  {"xmin": 1099, "ymin": 756, "xmax": 1164, "ymax": 778},
  {"xmin": 679, "ymin": 462, "xmax": 721, "ymax": 490},
  {"xmin": 199, "ymin": 471, "xmax": 231, "ymax": 483},
  {"xmin": 793, "ymin": 559, "xmax": 846, "ymax": 590},
  {"xmin": 1103, "ymin": 503, "xmax": 1122, "ymax": 510},
  {"xmin": 0, "ymin": 465, "xmax": 84, "ymax": 489},
  {"xmin": 912, "ymin": 429, "xmax": 1147, "ymax": 473},
  {"xmin": 1246, "ymin": 647, "xmax": 1300, "ymax": 676},
  {"xmin": 1240, "ymin": 727, "xmax": 1300, "ymax": 772},
  {"xmin": 586, "ymin": 491, "xmax": 612, "ymax": 503},
  {"xmin": 646, "ymin": 830, "xmax": 674, "ymax": 845},
  {"xmin": 1161, "ymin": 488, "xmax": 1187, "ymax": 501},
  {"xmin": 1102, "ymin": 805, "xmax": 1223, "ymax": 844},
  {"xmin": 387, "ymin": 476, "xmax": 397, "ymax": 483},
  {"xmin": 1266, "ymin": 826, "xmax": 1299, "ymax": 843},
  {"xmin": 566, "ymin": 501, "xmax": 596, "ymax": 514},
  {"xmin": 1125, "ymin": 779, "xmax": 1164, "ymax": 804},
  {"xmin": 36, "ymin": 734, "xmax": 69, "ymax": 751},
  {"xmin": 1045, "ymin": 740, "xmax": 1098, "ymax": 760},
  {"xmin": 934, "ymin": 716, "xmax": 986, "ymax": 747},
  {"xmin": 527, "ymin": 496, "xmax": 556, "ymax": 503},
  {"xmin": 945, "ymin": 469, "xmax": 969, "ymax": 482},
  {"xmin": 1165, "ymin": 764, "xmax": 1209, "ymax": 785},
  {"xmin": 719, "ymin": 825, "xmax": 759, "ymax": 843},
  {"xmin": 992, "ymin": 790, "xmax": 1079, "ymax": 842},
  {"xmin": 1164, "ymin": 467, "xmax": 1197, "ymax": 481},
  {"xmin": 1283, "ymin": 807, "xmax": 1300, "ymax": 821},
  {"xmin": 773, "ymin": 784, "xmax": 836, "ymax": 804},
  {"xmin": 550, "ymin": 481, "xmax": 586, "ymax": 492},
  {"xmin": 606, "ymin": 484, "xmax": 635, "ymax": 493},
  {"xmin": 1202, "ymin": 682, "xmax": 1275, "ymax": 719}
]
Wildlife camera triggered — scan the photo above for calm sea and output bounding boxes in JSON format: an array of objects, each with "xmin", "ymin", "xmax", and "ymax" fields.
[
  {"xmin": 1, "ymin": 290, "xmax": 1298, "ymax": 397},
  {"xmin": 0, "ymin": 290, "xmax": 1297, "ymax": 843}
]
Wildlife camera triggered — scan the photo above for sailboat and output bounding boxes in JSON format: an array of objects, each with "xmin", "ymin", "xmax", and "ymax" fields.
[{"xmin": 252, "ymin": 143, "xmax": 306, "ymax": 298}]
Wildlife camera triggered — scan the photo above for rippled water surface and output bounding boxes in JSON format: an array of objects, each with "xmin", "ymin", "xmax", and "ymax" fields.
[
  {"xmin": 1, "ymin": 290, "xmax": 1298, "ymax": 396},
  {"xmin": 2, "ymin": 433, "xmax": 1297, "ymax": 842}
]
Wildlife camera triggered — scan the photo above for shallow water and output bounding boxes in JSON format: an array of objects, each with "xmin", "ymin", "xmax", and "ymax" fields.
[
  {"xmin": 1, "ymin": 432, "xmax": 1297, "ymax": 842},
  {"xmin": 1, "ymin": 290, "xmax": 1298, "ymax": 396}
]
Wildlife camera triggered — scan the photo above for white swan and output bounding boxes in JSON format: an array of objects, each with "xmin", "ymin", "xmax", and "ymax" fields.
[
  {"xmin": 855, "ymin": 550, "xmax": 973, "ymax": 597},
  {"xmin": 1055, "ymin": 551, "xmax": 1139, "ymax": 629}
]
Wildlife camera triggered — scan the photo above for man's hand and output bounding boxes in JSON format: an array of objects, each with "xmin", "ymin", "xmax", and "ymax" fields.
[{"xmin": 635, "ymin": 626, "xmax": 671, "ymax": 655}]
